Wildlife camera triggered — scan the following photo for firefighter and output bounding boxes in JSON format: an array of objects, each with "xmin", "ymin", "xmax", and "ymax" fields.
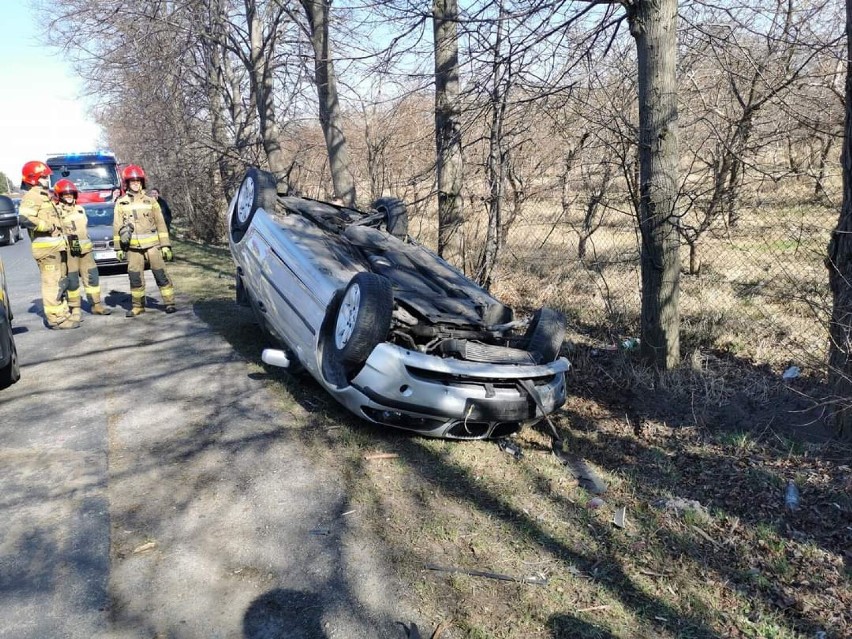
[
  {"xmin": 54, "ymin": 179, "xmax": 112, "ymax": 319},
  {"xmin": 18, "ymin": 160, "xmax": 79, "ymax": 330},
  {"xmin": 112, "ymin": 165, "xmax": 176, "ymax": 317}
]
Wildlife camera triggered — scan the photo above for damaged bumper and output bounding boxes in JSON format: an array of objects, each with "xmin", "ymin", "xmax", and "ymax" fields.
[{"xmin": 333, "ymin": 343, "xmax": 570, "ymax": 439}]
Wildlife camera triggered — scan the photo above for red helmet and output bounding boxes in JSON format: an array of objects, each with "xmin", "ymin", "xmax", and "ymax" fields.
[
  {"xmin": 22, "ymin": 160, "xmax": 52, "ymax": 186},
  {"xmin": 54, "ymin": 179, "xmax": 78, "ymax": 199},
  {"xmin": 121, "ymin": 165, "xmax": 146, "ymax": 189}
]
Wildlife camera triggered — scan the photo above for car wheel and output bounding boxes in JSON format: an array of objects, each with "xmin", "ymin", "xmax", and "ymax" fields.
[
  {"xmin": 232, "ymin": 167, "xmax": 278, "ymax": 236},
  {"xmin": 330, "ymin": 272, "xmax": 393, "ymax": 374},
  {"xmin": 524, "ymin": 307, "xmax": 566, "ymax": 364},
  {"xmin": 0, "ymin": 333, "xmax": 20, "ymax": 389},
  {"xmin": 7, "ymin": 230, "xmax": 15, "ymax": 246},
  {"xmin": 372, "ymin": 197, "xmax": 408, "ymax": 239}
]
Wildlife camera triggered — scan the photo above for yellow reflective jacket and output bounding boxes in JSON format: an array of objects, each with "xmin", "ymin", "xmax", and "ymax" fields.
[
  {"xmin": 113, "ymin": 191, "xmax": 170, "ymax": 251},
  {"xmin": 57, "ymin": 202, "xmax": 94, "ymax": 255},
  {"xmin": 19, "ymin": 186, "xmax": 67, "ymax": 259}
]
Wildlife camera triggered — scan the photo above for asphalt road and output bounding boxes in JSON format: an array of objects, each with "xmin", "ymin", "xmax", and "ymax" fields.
[{"xmin": 0, "ymin": 237, "xmax": 413, "ymax": 638}]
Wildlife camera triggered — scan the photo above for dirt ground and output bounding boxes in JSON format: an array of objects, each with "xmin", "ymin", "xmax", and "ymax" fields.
[{"xmin": 173, "ymin": 240, "xmax": 851, "ymax": 639}]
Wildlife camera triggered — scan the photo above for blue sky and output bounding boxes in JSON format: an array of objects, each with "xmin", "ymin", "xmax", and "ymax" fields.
[{"xmin": 0, "ymin": 3, "xmax": 103, "ymax": 187}]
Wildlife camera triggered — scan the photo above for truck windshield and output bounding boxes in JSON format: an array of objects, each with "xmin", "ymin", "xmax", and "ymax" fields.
[{"xmin": 49, "ymin": 166, "xmax": 118, "ymax": 191}]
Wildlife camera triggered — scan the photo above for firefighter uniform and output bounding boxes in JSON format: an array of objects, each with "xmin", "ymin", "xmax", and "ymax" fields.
[
  {"xmin": 113, "ymin": 190, "xmax": 175, "ymax": 316},
  {"xmin": 18, "ymin": 185, "xmax": 75, "ymax": 328},
  {"xmin": 56, "ymin": 200, "xmax": 112, "ymax": 319}
]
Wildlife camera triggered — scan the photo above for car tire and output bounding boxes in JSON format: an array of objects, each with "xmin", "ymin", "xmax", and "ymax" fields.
[
  {"xmin": 0, "ymin": 333, "xmax": 20, "ymax": 390},
  {"xmin": 7, "ymin": 230, "xmax": 15, "ymax": 246},
  {"xmin": 371, "ymin": 197, "xmax": 408, "ymax": 239},
  {"xmin": 329, "ymin": 272, "xmax": 393, "ymax": 374},
  {"xmin": 524, "ymin": 307, "xmax": 566, "ymax": 364},
  {"xmin": 232, "ymin": 167, "xmax": 278, "ymax": 237}
]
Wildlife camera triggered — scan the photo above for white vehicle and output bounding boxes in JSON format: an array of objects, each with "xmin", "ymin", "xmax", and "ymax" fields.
[{"xmin": 228, "ymin": 168, "xmax": 570, "ymax": 439}]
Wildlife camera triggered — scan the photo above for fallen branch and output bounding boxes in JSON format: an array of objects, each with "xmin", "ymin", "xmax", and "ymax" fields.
[
  {"xmin": 425, "ymin": 563, "xmax": 547, "ymax": 585},
  {"xmin": 577, "ymin": 604, "xmax": 611, "ymax": 613},
  {"xmin": 364, "ymin": 452, "xmax": 400, "ymax": 460}
]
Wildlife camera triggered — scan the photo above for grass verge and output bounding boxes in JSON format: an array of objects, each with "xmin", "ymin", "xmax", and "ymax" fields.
[{"xmin": 168, "ymin": 237, "xmax": 851, "ymax": 639}]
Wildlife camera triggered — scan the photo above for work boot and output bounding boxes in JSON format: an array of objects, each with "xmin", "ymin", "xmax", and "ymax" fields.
[
  {"xmin": 52, "ymin": 319, "xmax": 81, "ymax": 330},
  {"xmin": 92, "ymin": 303, "xmax": 112, "ymax": 315},
  {"xmin": 164, "ymin": 305, "xmax": 177, "ymax": 314},
  {"xmin": 70, "ymin": 307, "xmax": 82, "ymax": 323},
  {"xmin": 125, "ymin": 307, "xmax": 146, "ymax": 318}
]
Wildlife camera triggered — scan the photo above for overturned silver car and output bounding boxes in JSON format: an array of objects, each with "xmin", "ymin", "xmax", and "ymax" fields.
[{"xmin": 228, "ymin": 168, "xmax": 570, "ymax": 439}]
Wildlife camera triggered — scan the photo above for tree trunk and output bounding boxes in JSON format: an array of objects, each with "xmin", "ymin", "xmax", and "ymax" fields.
[
  {"xmin": 814, "ymin": 136, "xmax": 834, "ymax": 201},
  {"xmin": 433, "ymin": 0, "xmax": 464, "ymax": 260},
  {"xmin": 202, "ymin": 1, "xmax": 231, "ymax": 200},
  {"xmin": 688, "ymin": 241, "xmax": 700, "ymax": 276},
  {"xmin": 246, "ymin": 0, "xmax": 287, "ymax": 188},
  {"xmin": 630, "ymin": 0, "xmax": 681, "ymax": 369},
  {"xmin": 827, "ymin": 0, "xmax": 852, "ymax": 439},
  {"xmin": 476, "ymin": 0, "xmax": 507, "ymax": 289},
  {"xmin": 301, "ymin": 0, "xmax": 357, "ymax": 206},
  {"xmin": 479, "ymin": 100, "xmax": 504, "ymax": 289}
]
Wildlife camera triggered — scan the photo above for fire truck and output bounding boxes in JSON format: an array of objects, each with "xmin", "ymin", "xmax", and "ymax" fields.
[
  {"xmin": 45, "ymin": 151, "xmax": 121, "ymax": 204},
  {"xmin": 45, "ymin": 151, "xmax": 124, "ymax": 266}
]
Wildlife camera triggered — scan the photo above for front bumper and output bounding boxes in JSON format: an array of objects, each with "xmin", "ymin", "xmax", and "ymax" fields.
[
  {"xmin": 333, "ymin": 342, "xmax": 570, "ymax": 439},
  {"xmin": 89, "ymin": 239, "xmax": 125, "ymax": 267}
]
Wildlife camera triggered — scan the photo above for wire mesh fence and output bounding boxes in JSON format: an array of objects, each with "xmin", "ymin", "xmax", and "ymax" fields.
[{"xmin": 406, "ymin": 175, "xmax": 838, "ymax": 376}]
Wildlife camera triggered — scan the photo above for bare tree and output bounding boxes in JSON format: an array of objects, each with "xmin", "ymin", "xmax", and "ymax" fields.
[
  {"xmin": 827, "ymin": 0, "xmax": 852, "ymax": 438},
  {"xmin": 433, "ymin": 0, "xmax": 465, "ymax": 259},
  {"xmin": 299, "ymin": 0, "xmax": 357, "ymax": 204},
  {"xmin": 629, "ymin": 0, "xmax": 681, "ymax": 368}
]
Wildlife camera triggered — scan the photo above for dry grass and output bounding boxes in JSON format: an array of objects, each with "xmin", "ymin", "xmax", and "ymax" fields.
[
  {"xmin": 405, "ymin": 198, "xmax": 835, "ymax": 373},
  {"xmin": 167, "ymin": 234, "xmax": 851, "ymax": 639}
]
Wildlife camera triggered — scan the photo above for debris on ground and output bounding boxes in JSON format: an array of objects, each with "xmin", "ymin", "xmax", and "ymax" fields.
[
  {"xmin": 782, "ymin": 365, "xmax": 801, "ymax": 380},
  {"xmin": 612, "ymin": 506, "xmax": 627, "ymax": 528},
  {"xmin": 561, "ymin": 453, "xmax": 608, "ymax": 494},
  {"xmin": 784, "ymin": 479, "xmax": 801, "ymax": 512},
  {"xmin": 587, "ymin": 497, "xmax": 605, "ymax": 510},
  {"xmin": 132, "ymin": 541, "xmax": 157, "ymax": 554},
  {"xmin": 653, "ymin": 497, "xmax": 707, "ymax": 516},
  {"xmin": 364, "ymin": 452, "xmax": 399, "ymax": 461},
  {"xmin": 496, "ymin": 437, "xmax": 523, "ymax": 460},
  {"xmin": 425, "ymin": 563, "xmax": 547, "ymax": 585}
]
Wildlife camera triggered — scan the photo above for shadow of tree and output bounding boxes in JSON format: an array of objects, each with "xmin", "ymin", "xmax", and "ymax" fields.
[
  {"xmin": 243, "ymin": 588, "xmax": 327, "ymax": 639},
  {"xmin": 153, "ymin": 286, "xmax": 847, "ymax": 637}
]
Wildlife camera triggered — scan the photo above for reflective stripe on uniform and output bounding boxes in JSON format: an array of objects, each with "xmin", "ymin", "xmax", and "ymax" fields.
[
  {"xmin": 159, "ymin": 285, "xmax": 174, "ymax": 297},
  {"xmin": 67, "ymin": 289, "xmax": 81, "ymax": 301},
  {"xmin": 84, "ymin": 285, "xmax": 100, "ymax": 296},
  {"xmin": 79, "ymin": 239, "xmax": 93, "ymax": 253},
  {"xmin": 129, "ymin": 232, "xmax": 159, "ymax": 248},
  {"xmin": 131, "ymin": 290, "xmax": 146, "ymax": 300},
  {"xmin": 158, "ymin": 232, "xmax": 170, "ymax": 244},
  {"xmin": 32, "ymin": 237, "xmax": 65, "ymax": 249},
  {"xmin": 124, "ymin": 201, "xmax": 153, "ymax": 214}
]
